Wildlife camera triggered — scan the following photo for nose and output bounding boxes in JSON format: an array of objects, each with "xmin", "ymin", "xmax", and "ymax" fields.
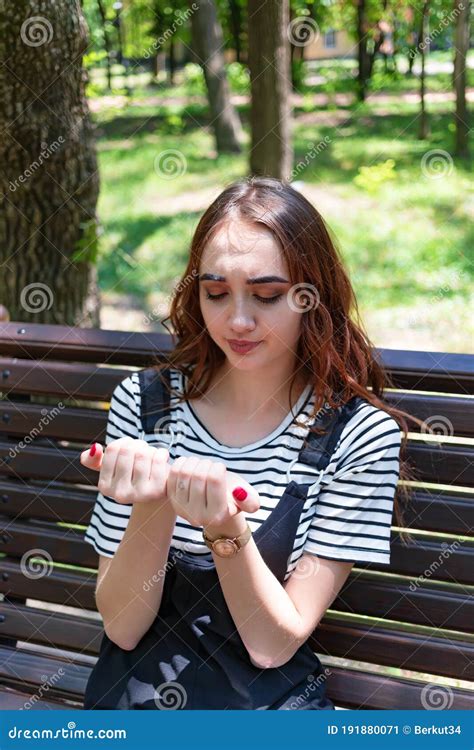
[{"xmin": 228, "ymin": 298, "xmax": 257, "ymax": 333}]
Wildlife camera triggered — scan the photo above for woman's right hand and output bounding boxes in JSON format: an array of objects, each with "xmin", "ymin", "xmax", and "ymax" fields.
[{"xmin": 80, "ymin": 437, "xmax": 170, "ymax": 506}]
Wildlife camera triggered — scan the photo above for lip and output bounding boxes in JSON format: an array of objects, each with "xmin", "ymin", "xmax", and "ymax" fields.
[{"xmin": 227, "ymin": 339, "xmax": 262, "ymax": 353}]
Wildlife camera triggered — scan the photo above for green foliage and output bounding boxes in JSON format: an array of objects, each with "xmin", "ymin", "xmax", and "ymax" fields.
[
  {"xmin": 71, "ymin": 218, "xmax": 102, "ymax": 265},
  {"xmin": 291, "ymin": 59, "xmax": 307, "ymax": 92},
  {"xmin": 181, "ymin": 63, "xmax": 206, "ymax": 95},
  {"xmin": 353, "ymin": 159, "xmax": 397, "ymax": 193},
  {"xmin": 226, "ymin": 62, "xmax": 250, "ymax": 94}
]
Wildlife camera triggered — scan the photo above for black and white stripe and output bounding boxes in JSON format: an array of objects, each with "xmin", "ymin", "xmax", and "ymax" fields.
[{"xmin": 84, "ymin": 370, "xmax": 401, "ymax": 580}]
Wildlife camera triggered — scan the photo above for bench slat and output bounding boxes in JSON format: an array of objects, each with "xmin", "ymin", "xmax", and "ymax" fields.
[
  {"xmin": 384, "ymin": 392, "xmax": 474, "ymax": 438},
  {"xmin": 0, "ymin": 358, "xmax": 128, "ymax": 401},
  {"xmin": 0, "ymin": 323, "xmax": 171, "ymax": 366},
  {"xmin": 405, "ymin": 442, "xmax": 474, "ymax": 487},
  {"xmin": 0, "ymin": 645, "xmax": 90, "ymax": 702},
  {"xmin": 0, "ymin": 603, "xmax": 102, "ymax": 656},
  {"xmin": 0, "ymin": 685, "xmax": 76, "ymax": 710},
  {"xmin": 0, "ymin": 480, "xmax": 95, "ymax": 525},
  {"xmin": 0, "ymin": 402, "xmax": 107, "ymax": 442},
  {"xmin": 312, "ymin": 620, "xmax": 474, "ymax": 680},
  {"xmin": 374, "ymin": 348, "xmax": 474, "ymax": 395},
  {"xmin": 0, "ymin": 558, "xmax": 96, "ymax": 610},
  {"xmin": 324, "ymin": 665, "xmax": 474, "ymax": 709}
]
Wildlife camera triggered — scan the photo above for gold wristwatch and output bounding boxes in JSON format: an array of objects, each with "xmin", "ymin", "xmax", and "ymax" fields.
[{"xmin": 202, "ymin": 522, "xmax": 252, "ymax": 558}]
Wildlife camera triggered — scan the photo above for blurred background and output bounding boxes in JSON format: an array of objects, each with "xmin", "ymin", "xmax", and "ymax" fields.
[{"xmin": 1, "ymin": 0, "xmax": 472, "ymax": 352}]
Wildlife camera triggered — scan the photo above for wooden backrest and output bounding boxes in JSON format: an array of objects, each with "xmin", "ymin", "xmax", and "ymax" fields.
[{"xmin": 0, "ymin": 322, "xmax": 473, "ymax": 709}]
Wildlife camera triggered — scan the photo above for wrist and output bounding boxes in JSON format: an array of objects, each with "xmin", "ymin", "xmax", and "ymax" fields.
[{"xmin": 205, "ymin": 512, "xmax": 248, "ymax": 539}]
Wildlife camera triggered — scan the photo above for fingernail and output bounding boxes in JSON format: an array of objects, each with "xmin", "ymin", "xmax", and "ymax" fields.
[
  {"xmin": 89, "ymin": 443, "xmax": 97, "ymax": 457},
  {"xmin": 232, "ymin": 487, "xmax": 248, "ymax": 502}
]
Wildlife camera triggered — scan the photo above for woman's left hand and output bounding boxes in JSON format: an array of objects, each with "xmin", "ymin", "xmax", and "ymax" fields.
[{"xmin": 166, "ymin": 456, "xmax": 260, "ymax": 529}]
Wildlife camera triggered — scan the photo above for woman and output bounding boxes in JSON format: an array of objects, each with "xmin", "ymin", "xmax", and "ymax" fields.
[{"xmin": 82, "ymin": 176, "xmax": 417, "ymax": 710}]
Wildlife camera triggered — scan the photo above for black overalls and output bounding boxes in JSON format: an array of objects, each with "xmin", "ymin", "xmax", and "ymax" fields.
[{"xmin": 83, "ymin": 368, "xmax": 362, "ymax": 710}]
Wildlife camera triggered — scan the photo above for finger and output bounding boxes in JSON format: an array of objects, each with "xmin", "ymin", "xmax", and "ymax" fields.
[
  {"xmin": 80, "ymin": 443, "xmax": 103, "ymax": 471},
  {"xmin": 148, "ymin": 447, "xmax": 170, "ymax": 500},
  {"xmin": 176, "ymin": 455, "xmax": 201, "ymax": 507},
  {"xmin": 166, "ymin": 455, "xmax": 189, "ymax": 505},
  {"xmin": 98, "ymin": 441, "xmax": 123, "ymax": 495},
  {"xmin": 130, "ymin": 443, "xmax": 155, "ymax": 500},
  {"xmin": 205, "ymin": 461, "xmax": 229, "ymax": 524},
  {"xmin": 188, "ymin": 458, "xmax": 213, "ymax": 523},
  {"xmin": 228, "ymin": 476, "xmax": 260, "ymax": 514}
]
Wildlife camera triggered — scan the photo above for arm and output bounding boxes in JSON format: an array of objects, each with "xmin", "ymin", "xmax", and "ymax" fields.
[
  {"xmin": 205, "ymin": 513, "xmax": 353, "ymax": 669},
  {"xmin": 96, "ymin": 501, "xmax": 178, "ymax": 651}
]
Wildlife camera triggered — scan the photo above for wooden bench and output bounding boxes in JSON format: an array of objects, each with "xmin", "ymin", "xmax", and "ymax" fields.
[{"xmin": 0, "ymin": 321, "xmax": 472, "ymax": 710}]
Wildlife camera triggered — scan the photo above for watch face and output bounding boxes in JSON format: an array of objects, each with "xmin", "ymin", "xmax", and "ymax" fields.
[{"xmin": 213, "ymin": 540, "xmax": 237, "ymax": 557}]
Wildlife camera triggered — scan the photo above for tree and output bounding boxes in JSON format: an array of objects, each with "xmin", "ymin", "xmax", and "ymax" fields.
[
  {"xmin": 418, "ymin": 0, "xmax": 430, "ymax": 139},
  {"xmin": 190, "ymin": 0, "xmax": 243, "ymax": 154},
  {"xmin": 248, "ymin": 0, "xmax": 293, "ymax": 178},
  {"xmin": 0, "ymin": 0, "xmax": 100, "ymax": 325},
  {"xmin": 453, "ymin": 0, "xmax": 470, "ymax": 157}
]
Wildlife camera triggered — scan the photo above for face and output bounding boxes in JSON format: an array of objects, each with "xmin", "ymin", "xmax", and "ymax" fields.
[{"xmin": 198, "ymin": 220, "xmax": 303, "ymax": 373}]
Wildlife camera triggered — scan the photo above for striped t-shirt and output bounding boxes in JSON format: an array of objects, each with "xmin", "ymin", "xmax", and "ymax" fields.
[{"xmin": 84, "ymin": 369, "xmax": 401, "ymax": 581}]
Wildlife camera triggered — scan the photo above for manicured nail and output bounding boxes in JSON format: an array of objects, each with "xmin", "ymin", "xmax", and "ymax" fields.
[
  {"xmin": 89, "ymin": 443, "xmax": 97, "ymax": 457},
  {"xmin": 232, "ymin": 487, "xmax": 248, "ymax": 502}
]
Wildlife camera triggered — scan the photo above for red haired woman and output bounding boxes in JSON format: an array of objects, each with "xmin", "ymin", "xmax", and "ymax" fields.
[{"xmin": 82, "ymin": 177, "xmax": 415, "ymax": 710}]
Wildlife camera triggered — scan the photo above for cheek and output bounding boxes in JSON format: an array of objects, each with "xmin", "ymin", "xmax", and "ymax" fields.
[{"xmin": 268, "ymin": 307, "xmax": 302, "ymax": 338}]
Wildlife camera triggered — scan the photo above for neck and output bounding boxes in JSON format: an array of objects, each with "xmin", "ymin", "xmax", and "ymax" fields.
[{"xmin": 205, "ymin": 363, "xmax": 310, "ymax": 417}]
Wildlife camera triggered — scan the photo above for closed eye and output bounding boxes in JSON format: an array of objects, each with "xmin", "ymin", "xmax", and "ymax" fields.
[{"xmin": 205, "ymin": 292, "xmax": 283, "ymax": 305}]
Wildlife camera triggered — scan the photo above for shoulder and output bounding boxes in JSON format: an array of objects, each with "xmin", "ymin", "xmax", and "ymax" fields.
[{"xmin": 332, "ymin": 397, "xmax": 402, "ymax": 467}]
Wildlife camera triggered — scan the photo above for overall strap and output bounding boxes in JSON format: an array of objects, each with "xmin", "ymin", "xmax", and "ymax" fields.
[
  {"xmin": 137, "ymin": 366, "xmax": 172, "ymax": 435},
  {"xmin": 297, "ymin": 395, "xmax": 365, "ymax": 472}
]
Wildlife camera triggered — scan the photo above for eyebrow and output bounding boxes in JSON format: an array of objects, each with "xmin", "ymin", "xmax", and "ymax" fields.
[{"xmin": 198, "ymin": 273, "xmax": 289, "ymax": 284}]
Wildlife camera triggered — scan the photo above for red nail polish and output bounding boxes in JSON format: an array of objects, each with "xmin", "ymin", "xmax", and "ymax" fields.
[
  {"xmin": 232, "ymin": 487, "xmax": 247, "ymax": 502},
  {"xmin": 89, "ymin": 443, "xmax": 97, "ymax": 457}
]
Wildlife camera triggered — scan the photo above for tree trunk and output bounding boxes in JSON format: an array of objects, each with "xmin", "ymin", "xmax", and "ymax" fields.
[
  {"xmin": 356, "ymin": 0, "xmax": 370, "ymax": 101},
  {"xmin": 418, "ymin": 1, "xmax": 430, "ymax": 139},
  {"xmin": 248, "ymin": 0, "xmax": 293, "ymax": 179},
  {"xmin": 97, "ymin": 0, "xmax": 112, "ymax": 90},
  {"xmin": 191, "ymin": 0, "xmax": 243, "ymax": 154},
  {"xmin": 453, "ymin": 0, "xmax": 470, "ymax": 157},
  {"xmin": 168, "ymin": 37, "xmax": 176, "ymax": 85},
  {"xmin": 228, "ymin": 0, "xmax": 242, "ymax": 63},
  {"xmin": 0, "ymin": 0, "xmax": 101, "ymax": 326}
]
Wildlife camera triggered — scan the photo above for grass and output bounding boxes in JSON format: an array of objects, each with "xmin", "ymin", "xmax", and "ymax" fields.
[{"xmin": 89, "ymin": 53, "xmax": 473, "ymax": 352}]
